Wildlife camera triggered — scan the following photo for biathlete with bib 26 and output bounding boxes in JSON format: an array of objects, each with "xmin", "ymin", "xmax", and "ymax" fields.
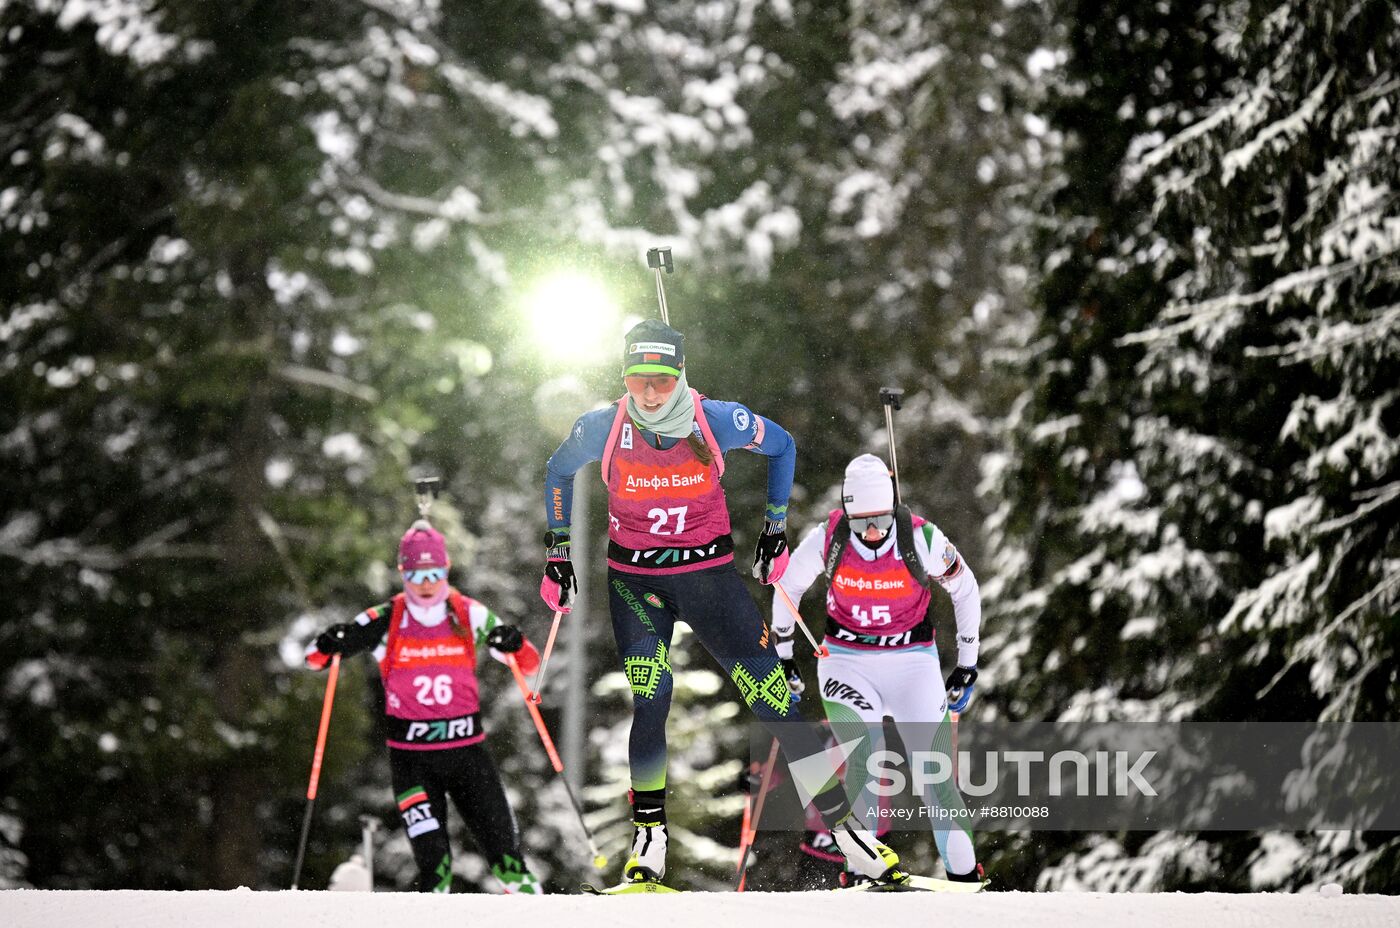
[
  {"xmin": 539, "ymin": 319, "xmax": 903, "ymax": 891},
  {"xmin": 772, "ymin": 453, "xmax": 985, "ymax": 887},
  {"xmin": 306, "ymin": 521, "xmax": 543, "ymax": 894}
]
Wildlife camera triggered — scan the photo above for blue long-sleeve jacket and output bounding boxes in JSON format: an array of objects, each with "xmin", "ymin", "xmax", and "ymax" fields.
[{"xmin": 544, "ymin": 398, "xmax": 794, "ymax": 532}]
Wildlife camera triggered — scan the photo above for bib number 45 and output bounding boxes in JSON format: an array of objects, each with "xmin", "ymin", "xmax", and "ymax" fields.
[{"xmin": 850, "ymin": 604, "xmax": 891, "ymax": 627}]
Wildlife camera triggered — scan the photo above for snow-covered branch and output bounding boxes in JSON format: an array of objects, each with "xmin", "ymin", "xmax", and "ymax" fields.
[{"xmin": 277, "ymin": 364, "xmax": 379, "ymax": 403}]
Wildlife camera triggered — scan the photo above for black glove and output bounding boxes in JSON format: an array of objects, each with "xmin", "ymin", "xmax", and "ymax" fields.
[
  {"xmin": 751, "ymin": 519, "xmax": 789, "ymax": 585},
  {"xmin": 314, "ymin": 623, "xmax": 355, "ymax": 655},
  {"xmin": 946, "ymin": 665, "xmax": 979, "ymax": 713},
  {"xmin": 486, "ymin": 624, "xmax": 524, "ymax": 654},
  {"xmin": 782, "ymin": 658, "xmax": 805, "ymax": 696}
]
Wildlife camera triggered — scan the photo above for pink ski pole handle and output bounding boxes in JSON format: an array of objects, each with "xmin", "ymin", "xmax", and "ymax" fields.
[{"xmin": 528, "ymin": 610, "xmax": 564, "ymax": 704}]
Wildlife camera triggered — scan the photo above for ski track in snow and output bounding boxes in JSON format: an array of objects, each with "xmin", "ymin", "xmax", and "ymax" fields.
[{"xmin": 3, "ymin": 889, "xmax": 1399, "ymax": 928}]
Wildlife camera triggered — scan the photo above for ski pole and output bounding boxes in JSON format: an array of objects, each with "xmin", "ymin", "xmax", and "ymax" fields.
[
  {"xmin": 292, "ymin": 653, "xmax": 341, "ymax": 889},
  {"xmin": 735, "ymin": 793, "xmax": 754, "ymax": 874},
  {"xmin": 879, "ymin": 387, "xmax": 905, "ymax": 504},
  {"xmin": 359, "ymin": 815, "xmax": 380, "ymax": 892},
  {"xmin": 506, "ymin": 654, "xmax": 608, "ymax": 870},
  {"xmin": 646, "ymin": 247, "xmax": 674, "ymax": 324},
  {"xmin": 734, "ymin": 737, "xmax": 780, "ymax": 892},
  {"xmin": 774, "ymin": 584, "xmax": 830, "ymax": 659},
  {"xmin": 951, "ymin": 709, "xmax": 960, "ymax": 783},
  {"xmin": 528, "ymin": 609, "xmax": 563, "ymax": 704}
]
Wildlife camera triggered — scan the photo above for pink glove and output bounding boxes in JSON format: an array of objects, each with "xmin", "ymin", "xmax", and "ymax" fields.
[
  {"xmin": 762, "ymin": 548, "xmax": 790, "ymax": 585},
  {"xmin": 540, "ymin": 557, "xmax": 576, "ymax": 613},
  {"xmin": 752, "ymin": 521, "xmax": 790, "ymax": 585}
]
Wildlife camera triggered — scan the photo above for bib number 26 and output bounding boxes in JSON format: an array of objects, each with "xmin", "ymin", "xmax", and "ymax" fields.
[{"xmin": 413, "ymin": 674, "xmax": 453, "ymax": 705}]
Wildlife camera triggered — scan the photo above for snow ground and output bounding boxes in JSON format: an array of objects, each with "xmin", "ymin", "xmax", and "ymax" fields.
[{"xmin": 3, "ymin": 889, "xmax": 1398, "ymax": 928}]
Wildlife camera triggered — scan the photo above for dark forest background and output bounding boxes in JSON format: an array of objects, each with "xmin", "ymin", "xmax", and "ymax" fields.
[{"xmin": 1, "ymin": 0, "xmax": 1395, "ymax": 893}]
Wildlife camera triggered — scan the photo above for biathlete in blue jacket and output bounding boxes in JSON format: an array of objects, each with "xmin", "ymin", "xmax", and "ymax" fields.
[{"xmin": 537, "ymin": 318, "xmax": 903, "ymax": 888}]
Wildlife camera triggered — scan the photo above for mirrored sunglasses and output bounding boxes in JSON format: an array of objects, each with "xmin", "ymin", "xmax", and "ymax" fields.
[
  {"xmin": 623, "ymin": 373, "xmax": 678, "ymax": 392},
  {"xmin": 404, "ymin": 567, "xmax": 447, "ymax": 583},
  {"xmin": 848, "ymin": 512, "xmax": 895, "ymax": 533}
]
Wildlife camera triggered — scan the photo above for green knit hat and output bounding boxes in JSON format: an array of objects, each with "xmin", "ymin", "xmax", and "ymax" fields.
[{"xmin": 623, "ymin": 319, "xmax": 685, "ymax": 377}]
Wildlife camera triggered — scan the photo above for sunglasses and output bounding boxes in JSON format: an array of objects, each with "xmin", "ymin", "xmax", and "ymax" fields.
[
  {"xmin": 403, "ymin": 567, "xmax": 447, "ymax": 584},
  {"xmin": 848, "ymin": 512, "xmax": 895, "ymax": 533},
  {"xmin": 624, "ymin": 374, "xmax": 678, "ymax": 392}
]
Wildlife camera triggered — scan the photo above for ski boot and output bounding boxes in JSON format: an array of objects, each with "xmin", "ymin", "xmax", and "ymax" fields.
[
  {"xmin": 946, "ymin": 863, "xmax": 986, "ymax": 884},
  {"xmin": 622, "ymin": 788, "xmax": 668, "ymax": 885},
  {"xmin": 624, "ymin": 819, "xmax": 668, "ymax": 885},
  {"xmin": 833, "ymin": 816, "xmax": 905, "ymax": 883},
  {"xmin": 580, "ymin": 790, "xmax": 679, "ymax": 894}
]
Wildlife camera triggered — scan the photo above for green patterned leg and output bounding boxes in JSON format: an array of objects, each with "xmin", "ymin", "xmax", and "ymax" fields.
[
  {"xmin": 622, "ymin": 639, "xmax": 673, "ymax": 792},
  {"xmin": 492, "ymin": 853, "xmax": 542, "ymax": 894},
  {"xmin": 430, "ymin": 853, "xmax": 452, "ymax": 893},
  {"xmin": 730, "ymin": 660, "xmax": 794, "ymax": 717}
]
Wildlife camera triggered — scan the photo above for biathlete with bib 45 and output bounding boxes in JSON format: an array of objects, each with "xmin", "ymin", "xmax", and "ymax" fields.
[
  {"xmin": 772, "ymin": 453, "xmax": 986, "ymax": 889},
  {"xmin": 540, "ymin": 319, "xmax": 905, "ymax": 892},
  {"xmin": 306, "ymin": 521, "xmax": 543, "ymax": 894}
]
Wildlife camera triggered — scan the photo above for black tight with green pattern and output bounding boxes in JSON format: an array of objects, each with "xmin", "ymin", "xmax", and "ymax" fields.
[{"xmin": 608, "ymin": 564, "xmax": 846, "ymax": 819}]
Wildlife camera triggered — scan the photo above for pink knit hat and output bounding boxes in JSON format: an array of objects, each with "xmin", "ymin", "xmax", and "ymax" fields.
[{"xmin": 397, "ymin": 521, "xmax": 449, "ymax": 570}]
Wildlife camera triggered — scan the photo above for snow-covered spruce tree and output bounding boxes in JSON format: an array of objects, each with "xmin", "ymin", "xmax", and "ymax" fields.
[
  {"xmin": 974, "ymin": 0, "xmax": 1234, "ymax": 890},
  {"xmin": 985, "ymin": 0, "xmax": 1399, "ymax": 892},
  {"xmin": 0, "ymin": 0, "xmax": 582, "ymax": 889},
  {"xmin": 0, "ymin": 1, "xmax": 383, "ymax": 889},
  {"xmin": 1115, "ymin": 0, "xmax": 1400, "ymax": 891}
]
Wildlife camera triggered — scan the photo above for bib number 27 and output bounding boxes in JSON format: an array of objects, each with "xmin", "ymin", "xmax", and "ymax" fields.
[{"xmin": 647, "ymin": 506, "xmax": 689, "ymax": 535}]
